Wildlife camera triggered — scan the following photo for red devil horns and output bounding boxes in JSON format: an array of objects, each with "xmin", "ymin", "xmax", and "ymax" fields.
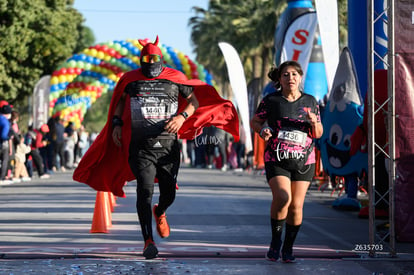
[{"xmin": 138, "ymin": 35, "xmax": 159, "ymax": 47}]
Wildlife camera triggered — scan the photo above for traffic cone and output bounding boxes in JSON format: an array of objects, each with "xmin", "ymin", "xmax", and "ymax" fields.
[
  {"xmin": 108, "ymin": 192, "xmax": 117, "ymax": 212},
  {"xmin": 90, "ymin": 191, "xmax": 110, "ymax": 233},
  {"xmin": 103, "ymin": 192, "xmax": 112, "ymax": 228}
]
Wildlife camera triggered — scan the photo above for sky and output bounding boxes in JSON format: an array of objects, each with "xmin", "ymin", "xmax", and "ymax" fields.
[{"xmin": 73, "ymin": 0, "xmax": 209, "ymax": 61}]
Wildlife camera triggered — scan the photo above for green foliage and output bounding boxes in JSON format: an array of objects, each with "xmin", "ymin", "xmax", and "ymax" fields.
[
  {"xmin": 0, "ymin": 0, "xmax": 91, "ymax": 105},
  {"xmin": 82, "ymin": 91, "xmax": 112, "ymax": 133},
  {"xmin": 189, "ymin": 0, "xmax": 286, "ymax": 92}
]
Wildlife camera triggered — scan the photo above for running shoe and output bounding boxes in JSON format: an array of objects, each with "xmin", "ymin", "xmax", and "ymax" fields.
[
  {"xmin": 153, "ymin": 204, "xmax": 170, "ymax": 238},
  {"xmin": 143, "ymin": 239, "xmax": 158, "ymax": 259},
  {"xmin": 281, "ymin": 251, "xmax": 296, "ymax": 263},
  {"xmin": 265, "ymin": 247, "xmax": 280, "ymax": 262}
]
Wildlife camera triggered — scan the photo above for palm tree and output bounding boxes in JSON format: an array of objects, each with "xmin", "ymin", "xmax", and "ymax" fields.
[
  {"xmin": 189, "ymin": 0, "xmax": 348, "ymax": 96},
  {"xmin": 189, "ymin": 0, "xmax": 286, "ymax": 95}
]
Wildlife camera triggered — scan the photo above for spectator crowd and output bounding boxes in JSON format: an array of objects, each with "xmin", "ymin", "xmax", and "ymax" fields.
[{"xmin": 0, "ymin": 101, "xmax": 91, "ymax": 185}]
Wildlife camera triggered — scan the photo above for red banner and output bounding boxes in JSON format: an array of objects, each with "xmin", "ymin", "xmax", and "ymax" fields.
[
  {"xmin": 394, "ymin": 0, "xmax": 414, "ymax": 242},
  {"xmin": 395, "ymin": 1, "xmax": 414, "ymax": 159}
]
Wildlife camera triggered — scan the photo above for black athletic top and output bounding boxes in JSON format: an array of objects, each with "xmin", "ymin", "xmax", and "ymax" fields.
[
  {"xmin": 255, "ymin": 91, "xmax": 320, "ymax": 164},
  {"xmin": 124, "ymin": 79, "xmax": 193, "ymax": 140}
]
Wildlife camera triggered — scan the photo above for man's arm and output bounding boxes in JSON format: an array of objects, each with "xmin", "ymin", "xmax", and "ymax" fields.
[
  {"xmin": 181, "ymin": 92, "xmax": 199, "ymax": 118},
  {"xmin": 165, "ymin": 92, "xmax": 199, "ymax": 134}
]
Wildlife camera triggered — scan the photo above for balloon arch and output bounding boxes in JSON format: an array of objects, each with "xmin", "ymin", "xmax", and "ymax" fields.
[{"xmin": 49, "ymin": 39, "xmax": 214, "ymax": 128}]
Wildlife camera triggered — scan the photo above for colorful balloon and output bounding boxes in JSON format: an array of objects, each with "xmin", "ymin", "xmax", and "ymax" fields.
[{"xmin": 49, "ymin": 39, "xmax": 215, "ymax": 129}]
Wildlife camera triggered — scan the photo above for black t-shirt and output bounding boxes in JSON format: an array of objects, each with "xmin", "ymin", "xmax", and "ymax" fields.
[
  {"xmin": 255, "ymin": 91, "xmax": 320, "ymax": 164},
  {"xmin": 124, "ymin": 79, "xmax": 193, "ymax": 140}
]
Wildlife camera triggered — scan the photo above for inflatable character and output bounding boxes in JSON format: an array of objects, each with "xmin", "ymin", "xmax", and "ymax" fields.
[{"xmin": 319, "ymin": 47, "xmax": 367, "ymax": 210}]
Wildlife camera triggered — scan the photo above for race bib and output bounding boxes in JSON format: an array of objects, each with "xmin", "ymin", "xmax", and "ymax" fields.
[
  {"xmin": 277, "ymin": 129, "xmax": 307, "ymax": 147},
  {"xmin": 141, "ymin": 104, "xmax": 168, "ymax": 119}
]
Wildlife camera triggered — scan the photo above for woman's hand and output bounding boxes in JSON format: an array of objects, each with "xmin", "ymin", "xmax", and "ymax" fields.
[
  {"xmin": 306, "ymin": 110, "xmax": 318, "ymax": 126},
  {"xmin": 260, "ymin": 127, "xmax": 273, "ymax": 141},
  {"xmin": 306, "ymin": 110, "xmax": 323, "ymax": 138}
]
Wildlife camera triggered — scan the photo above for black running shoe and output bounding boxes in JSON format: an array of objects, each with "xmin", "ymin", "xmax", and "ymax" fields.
[
  {"xmin": 281, "ymin": 251, "xmax": 296, "ymax": 263},
  {"xmin": 265, "ymin": 247, "xmax": 280, "ymax": 262},
  {"xmin": 143, "ymin": 239, "xmax": 158, "ymax": 259}
]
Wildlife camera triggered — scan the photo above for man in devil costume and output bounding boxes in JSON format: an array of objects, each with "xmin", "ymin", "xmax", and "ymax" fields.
[{"xmin": 73, "ymin": 36, "xmax": 239, "ymax": 259}]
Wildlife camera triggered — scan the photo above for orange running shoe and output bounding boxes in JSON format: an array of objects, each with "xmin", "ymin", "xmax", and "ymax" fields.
[
  {"xmin": 143, "ymin": 239, "xmax": 158, "ymax": 259},
  {"xmin": 153, "ymin": 204, "xmax": 170, "ymax": 238}
]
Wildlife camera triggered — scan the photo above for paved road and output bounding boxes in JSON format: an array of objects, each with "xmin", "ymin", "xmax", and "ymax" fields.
[{"xmin": 0, "ymin": 168, "xmax": 413, "ymax": 274}]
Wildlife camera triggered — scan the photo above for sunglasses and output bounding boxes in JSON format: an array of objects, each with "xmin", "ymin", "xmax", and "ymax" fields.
[{"xmin": 142, "ymin": 54, "xmax": 162, "ymax": 63}]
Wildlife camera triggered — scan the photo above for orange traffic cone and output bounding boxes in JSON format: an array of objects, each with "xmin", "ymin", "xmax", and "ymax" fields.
[
  {"xmin": 103, "ymin": 192, "xmax": 112, "ymax": 228},
  {"xmin": 90, "ymin": 191, "xmax": 111, "ymax": 233},
  {"xmin": 108, "ymin": 192, "xmax": 118, "ymax": 212}
]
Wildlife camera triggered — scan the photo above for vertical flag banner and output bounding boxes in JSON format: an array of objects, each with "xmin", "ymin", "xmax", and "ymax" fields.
[
  {"xmin": 314, "ymin": 0, "xmax": 339, "ymax": 94},
  {"xmin": 33, "ymin": 75, "xmax": 51, "ymax": 129},
  {"xmin": 374, "ymin": 0, "xmax": 388, "ymax": 70},
  {"xmin": 394, "ymin": 0, "xmax": 414, "ymax": 242},
  {"xmin": 347, "ymin": 0, "xmax": 368, "ymax": 99},
  {"xmin": 274, "ymin": 0, "xmax": 317, "ymax": 81},
  {"xmin": 218, "ymin": 42, "xmax": 253, "ymax": 152}
]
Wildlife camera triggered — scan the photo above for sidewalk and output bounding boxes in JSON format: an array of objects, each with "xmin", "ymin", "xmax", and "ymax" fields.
[{"xmin": 0, "ymin": 168, "xmax": 413, "ymax": 274}]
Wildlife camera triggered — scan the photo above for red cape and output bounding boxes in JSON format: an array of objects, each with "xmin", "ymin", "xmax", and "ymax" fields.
[{"xmin": 73, "ymin": 67, "xmax": 239, "ymax": 197}]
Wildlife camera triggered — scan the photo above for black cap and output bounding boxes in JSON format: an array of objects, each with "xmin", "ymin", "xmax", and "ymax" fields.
[{"xmin": 1, "ymin": 105, "xmax": 12, "ymax": 114}]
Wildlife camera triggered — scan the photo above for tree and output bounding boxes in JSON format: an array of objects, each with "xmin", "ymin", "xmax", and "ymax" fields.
[
  {"xmin": 189, "ymin": 0, "xmax": 286, "ymax": 95},
  {"xmin": 0, "ymin": 0, "xmax": 92, "ymax": 105}
]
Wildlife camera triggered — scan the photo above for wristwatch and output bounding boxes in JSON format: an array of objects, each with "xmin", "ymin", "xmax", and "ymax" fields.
[{"xmin": 179, "ymin": 111, "xmax": 189, "ymax": 120}]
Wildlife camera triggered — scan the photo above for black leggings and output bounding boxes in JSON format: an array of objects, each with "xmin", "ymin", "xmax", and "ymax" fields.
[{"xmin": 129, "ymin": 139, "xmax": 180, "ymax": 241}]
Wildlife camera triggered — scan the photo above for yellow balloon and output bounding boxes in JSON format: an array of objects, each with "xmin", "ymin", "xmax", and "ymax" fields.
[
  {"xmin": 58, "ymin": 75, "xmax": 67, "ymax": 83},
  {"xmin": 90, "ymin": 48, "xmax": 98, "ymax": 57},
  {"xmin": 104, "ymin": 54, "xmax": 111, "ymax": 62},
  {"xmin": 132, "ymin": 56, "xmax": 140, "ymax": 64},
  {"xmin": 66, "ymin": 75, "xmax": 74, "ymax": 82},
  {"xmin": 183, "ymin": 64, "xmax": 191, "ymax": 72},
  {"xmin": 108, "ymin": 74, "xmax": 117, "ymax": 81},
  {"xmin": 50, "ymin": 76, "xmax": 59, "ymax": 85},
  {"xmin": 97, "ymin": 51, "xmax": 105, "ymax": 59}
]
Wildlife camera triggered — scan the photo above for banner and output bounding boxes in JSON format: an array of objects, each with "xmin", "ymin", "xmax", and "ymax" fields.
[
  {"xmin": 218, "ymin": 42, "xmax": 253, "ymax": 152},
  {"xmin": 32, "ymin": 75, "xmax": 51, "ymax": 129},
  {"xmin": 395, "ymin": 1, "xmax": 414, "ymax": 159},
  {"xmin": 314, "ymin": 0, "xmax": 339, "ymax": 93},
  {"xmin": 391, "ymin": 0, "xmax": 414, "ymax": 242},
  {"xmin": 274, "ymin": 1, "xmax": 317, "ymax": 81}
]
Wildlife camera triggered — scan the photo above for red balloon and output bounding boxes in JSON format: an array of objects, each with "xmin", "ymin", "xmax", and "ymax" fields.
[
  {"xmin": 108, "ymin": 48, "xmax": 116, "ymax": 56},
  {"xmin": 101, "ymin": 45, "xmax": 109, "ymax": 53},
  {"xmin": 59, "ymin": 68, "xmax": 67, "ymax": 75}
]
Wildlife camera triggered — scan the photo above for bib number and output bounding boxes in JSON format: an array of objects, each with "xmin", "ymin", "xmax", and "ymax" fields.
[
  {"xmin": 277, "ymin": 129, "xmax": 307, "ymax": 147},
  {"xmin": 141, "ymin": 104, "xmax": 167, "ymax": 119}
]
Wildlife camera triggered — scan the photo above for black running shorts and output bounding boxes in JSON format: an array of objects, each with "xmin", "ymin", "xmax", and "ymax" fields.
[
  {"xmin": 128, "ymin": 138, "xmax": 180, "ymax": 181},
  {"xmin": 265, "ymin": 162, "xmax": 315, "ymax": 182}
]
